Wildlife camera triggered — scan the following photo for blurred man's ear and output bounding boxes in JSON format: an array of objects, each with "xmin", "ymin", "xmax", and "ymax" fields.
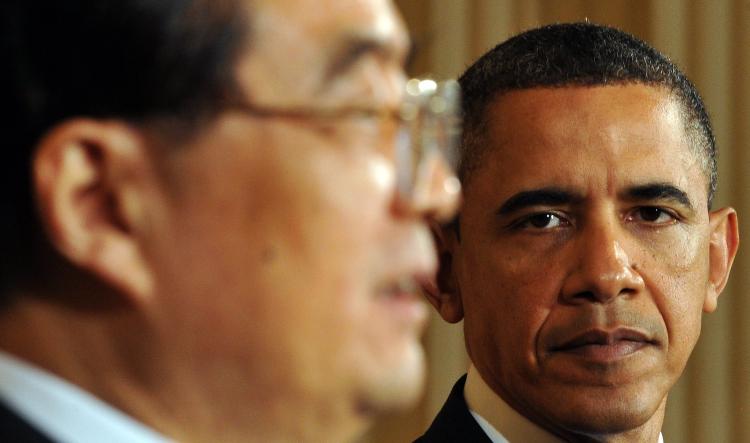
[
  {"xmin": 33, "ymin": 119, "xmax": 155, "ymax": 303},
  {"xmin": 704, "ymin": 207, "xmax": 739, "ymax": 313},
  {"xmin": 422, "ymin": 220, "xmax": 464, "ymax": 323}
]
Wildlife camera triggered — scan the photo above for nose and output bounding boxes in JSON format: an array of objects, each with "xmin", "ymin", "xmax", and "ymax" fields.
[
  {"xmin": 394, "ymin": 150, "xmax": 461, "ymax": 221},
  {"xmin": 560, "ymin": 217, "xmax": 645, "ymax": 304}
]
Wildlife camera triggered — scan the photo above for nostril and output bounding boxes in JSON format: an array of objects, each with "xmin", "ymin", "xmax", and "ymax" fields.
[
  {"xmin": 570, "ymin": 286, "xmax": 637, "ymax": 304},
  {"xmin": 572, "ymin": 291, "xmax": 598, "ymax": 303}
]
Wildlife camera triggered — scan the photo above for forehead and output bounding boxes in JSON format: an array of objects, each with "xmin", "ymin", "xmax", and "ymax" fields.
[
  {"xmin": 465, "ymin": 85, "xmax": 708, "ymax": 204},
  {"xmin": 253, "ymin": 0, "xmax": 403, "ymax": 35},
  {"xmin": 239, "ymin": 0, "xmax": 408, "ymax": 102}
]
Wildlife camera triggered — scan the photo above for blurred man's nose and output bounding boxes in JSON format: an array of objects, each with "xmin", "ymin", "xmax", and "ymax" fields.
[
  {"xmin": 394, "ymin": 150, "xmax": 461, "ymax": 221},
  {"xmin": 560, "ymin": 214, "xmax": 645, "ymax": 304}
]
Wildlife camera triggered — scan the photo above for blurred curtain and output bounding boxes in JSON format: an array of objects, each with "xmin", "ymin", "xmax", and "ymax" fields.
[{"xmin": 363, "ymin": 1, "xmax": 750, "ymax": 442}]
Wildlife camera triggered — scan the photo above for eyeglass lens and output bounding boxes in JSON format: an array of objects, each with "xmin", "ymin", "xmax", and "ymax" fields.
[{"xmin": 396, "ymin": 78, "xmax": 462, "ymax": 201}]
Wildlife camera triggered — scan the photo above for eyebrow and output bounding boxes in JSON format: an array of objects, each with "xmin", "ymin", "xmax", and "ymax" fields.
[
  {"xmin": 622, "ymin": 183, "xmax": 695, "ymax": 211},
  {"xmin": 496, "ymin": 187, "xmax": 584, "ymax": 216},
  {"xmin": 321, "ymin": 33, "xmax": 409, "ymax": 88}
]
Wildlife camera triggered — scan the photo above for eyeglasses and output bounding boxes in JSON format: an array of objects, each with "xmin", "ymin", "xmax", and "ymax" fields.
[{"xmin": 226, "ymin": 78, "xmax": 462, "ymax": 201}]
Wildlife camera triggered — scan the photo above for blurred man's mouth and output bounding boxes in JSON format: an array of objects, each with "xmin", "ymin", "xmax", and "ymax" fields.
[{"xmin": 375, "ymin": 277, "xmax": 429, "ymax": 327}]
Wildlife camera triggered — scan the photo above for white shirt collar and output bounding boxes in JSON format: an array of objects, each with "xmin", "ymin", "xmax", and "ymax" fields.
[
  {"xmin": 464, "ymin": 365, "xmax": 664, "ymax": 443},
  {"xmin": 0, "ymin": 350, "xmax": 172, "ymax": 443}
]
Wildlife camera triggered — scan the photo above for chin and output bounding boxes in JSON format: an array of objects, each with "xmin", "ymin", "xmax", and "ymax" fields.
[
  {"xmin": 356, "ymin": 340, "xmax": 426, "ymax": 415},
  {"xmin": 550, "ymin": 389, "xmax": 665, "ymax": 437}
]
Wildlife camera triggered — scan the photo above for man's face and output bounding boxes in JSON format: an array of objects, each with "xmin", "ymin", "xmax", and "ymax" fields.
[
  {"xmin": 136, "ymin": 0, "xmax": 454, "ymax": 438},
  {"xmin": 447, "ymin": 85, "xmax": 734, "ymax": 436}
]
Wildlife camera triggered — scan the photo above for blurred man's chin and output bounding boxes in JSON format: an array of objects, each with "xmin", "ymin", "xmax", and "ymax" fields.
[{"xmin": 357, "ymin": 342, "xmax": 426, "ymax": 416}]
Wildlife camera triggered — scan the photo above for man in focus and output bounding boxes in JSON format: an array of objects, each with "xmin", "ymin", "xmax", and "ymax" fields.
[
  {"xmin": 419, "ymin": 23, "xmax": 738, "ymax": 442},
  {"xmin": 0, "ymin": 1, "xmax": 459, "ymax": 442}
]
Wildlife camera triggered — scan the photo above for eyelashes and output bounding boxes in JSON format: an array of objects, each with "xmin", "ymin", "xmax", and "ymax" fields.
[
  {"xmin": 508, "ymin": 206, "xmax": 680, "ymax": 232},
  {"xmin": 626, "ymin": 207, "xmax": 680, "ymax": 224},
  {"xmin": 510, "ymin": 212, "xmax": 569, "ymax": 230}
]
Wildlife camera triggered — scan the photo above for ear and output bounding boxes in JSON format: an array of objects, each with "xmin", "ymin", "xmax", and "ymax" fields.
[
  {"xmin": 704, "ymin": 207, "xmax": 739, "ymax": 312},
  {"xmin": 422, "ymin": 219, "xmax": 464, "ymax": 323},
  {"xmin": 33, "ymin": 119, "xmax": 155, "ymax": 303}
]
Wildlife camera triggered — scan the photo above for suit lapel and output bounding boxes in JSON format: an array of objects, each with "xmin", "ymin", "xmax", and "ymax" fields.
[
  {"xmin": 0, "ymin": 400, "xmax": 55, "ymax": 443},
  {"xmin": 414, "ymin": 374, "xmax": 493, "ymax": 443}
]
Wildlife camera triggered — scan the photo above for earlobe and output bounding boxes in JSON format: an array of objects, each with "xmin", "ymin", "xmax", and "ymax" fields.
[
  {"xmin": 704, "ymin": 207, "xmax": 739, "ymax": 313},
  {"xmin": 33, "ymin": 119, "xmax": 155, "ymax": 303},
  {"xmin": 421, "ymin": 220, "xmax": 464, "ymax": 323}
]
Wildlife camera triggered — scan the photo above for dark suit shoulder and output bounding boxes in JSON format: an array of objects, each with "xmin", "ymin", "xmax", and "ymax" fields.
[
  {"xmin": 0, "ymin": 400, "xmax": 55, "ymax": 443},
  {"xmin": 414, "ymin": 375, "xmax": 492, "ymax": 443}
]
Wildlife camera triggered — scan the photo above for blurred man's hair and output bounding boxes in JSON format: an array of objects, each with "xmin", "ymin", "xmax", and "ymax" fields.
[
  {"xmin": 0, "ymin": 0, "xmax": 248, "ymax": 298},
  {"xmin": 458, "ymin": 22, "xmax": 716, "ymax": 206}
]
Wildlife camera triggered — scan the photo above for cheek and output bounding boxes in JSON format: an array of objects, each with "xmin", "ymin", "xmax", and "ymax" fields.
[
  {"xmin": 459, "ymin": 243, "xmax": 560, "ymax": 368},
  {"xmin": 327, "ymin": 155, "xmax": 395, "ymax": 229},
  {"xmin": 639, "ymin": 227, "xmax": 710, "ymax": 365},
  {"xmin": 655, "ymin": 272, "xmax": 705, "ymax": 375},
  {"xmin": 259, "ymin": 129, "xmax": 396, "ymax": 256},
  {"xmin": 302, "ymin": 151, "xmax": 396, "ymax": 285},
  {"xmin": 159, "ymin": 128, "xmax": 397, "ymax": 316},
  {"xmin": 642, "ymin": 225, "xmax": 709, "ymax": 312}
]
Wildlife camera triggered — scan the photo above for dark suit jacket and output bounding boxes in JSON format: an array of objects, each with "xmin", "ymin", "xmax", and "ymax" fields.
[
  {"xmin": 414, "ymin": 374, "xmax": 492, "ymax": 443},
  {"xmin": 0, "ymin": 400, "xmax": 55, "ymax": 443}
]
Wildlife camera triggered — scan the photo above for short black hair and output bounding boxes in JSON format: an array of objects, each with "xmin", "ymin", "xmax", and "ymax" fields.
[
  {"xmin": 0, "ymin": 0, "xmax": 249, "ymax": 296},
  {"xmin": 458, "ymin": 22, "xmax": 716, "ymax": 206}
]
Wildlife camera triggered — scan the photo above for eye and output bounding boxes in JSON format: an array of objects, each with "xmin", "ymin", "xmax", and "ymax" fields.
[
  {"xmin": 514, "ymin": 212, "xmax": 568, "ymax": 230},
  {"xmin": 344, "ymin": 109, "xmax": 399, "ymax": 146},
  {"xmin": 631, "ymin": 207, "xmax": 677, "ymax": 224}
]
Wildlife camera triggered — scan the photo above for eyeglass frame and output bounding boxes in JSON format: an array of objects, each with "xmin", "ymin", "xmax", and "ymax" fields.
[{"xmin": 222, "ymin": 78, "xmax": 462, "ymax": 202}]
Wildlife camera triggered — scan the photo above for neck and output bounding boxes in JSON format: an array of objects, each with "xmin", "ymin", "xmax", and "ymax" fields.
[
  {"xmin": 0, "ymin": 291, "xmax": 366, "ymax": 442},
  {"xmin": 465, "ymin": 365, "xmax": 565, "ymax": 443}
]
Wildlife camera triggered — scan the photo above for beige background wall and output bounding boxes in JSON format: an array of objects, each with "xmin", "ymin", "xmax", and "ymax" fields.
[{"xmin": 363, "ymin": 1, "xmax": 750, "ymax": 442}]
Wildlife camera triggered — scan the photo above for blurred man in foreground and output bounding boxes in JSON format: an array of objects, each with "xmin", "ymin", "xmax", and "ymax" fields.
[
  {"xmin": 419, "ymin": 23, "xmax": 738, "ymax": 442},
  {"xmin": 0, "ymin": 1, "xmax": 460, "ymax": 442}
]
